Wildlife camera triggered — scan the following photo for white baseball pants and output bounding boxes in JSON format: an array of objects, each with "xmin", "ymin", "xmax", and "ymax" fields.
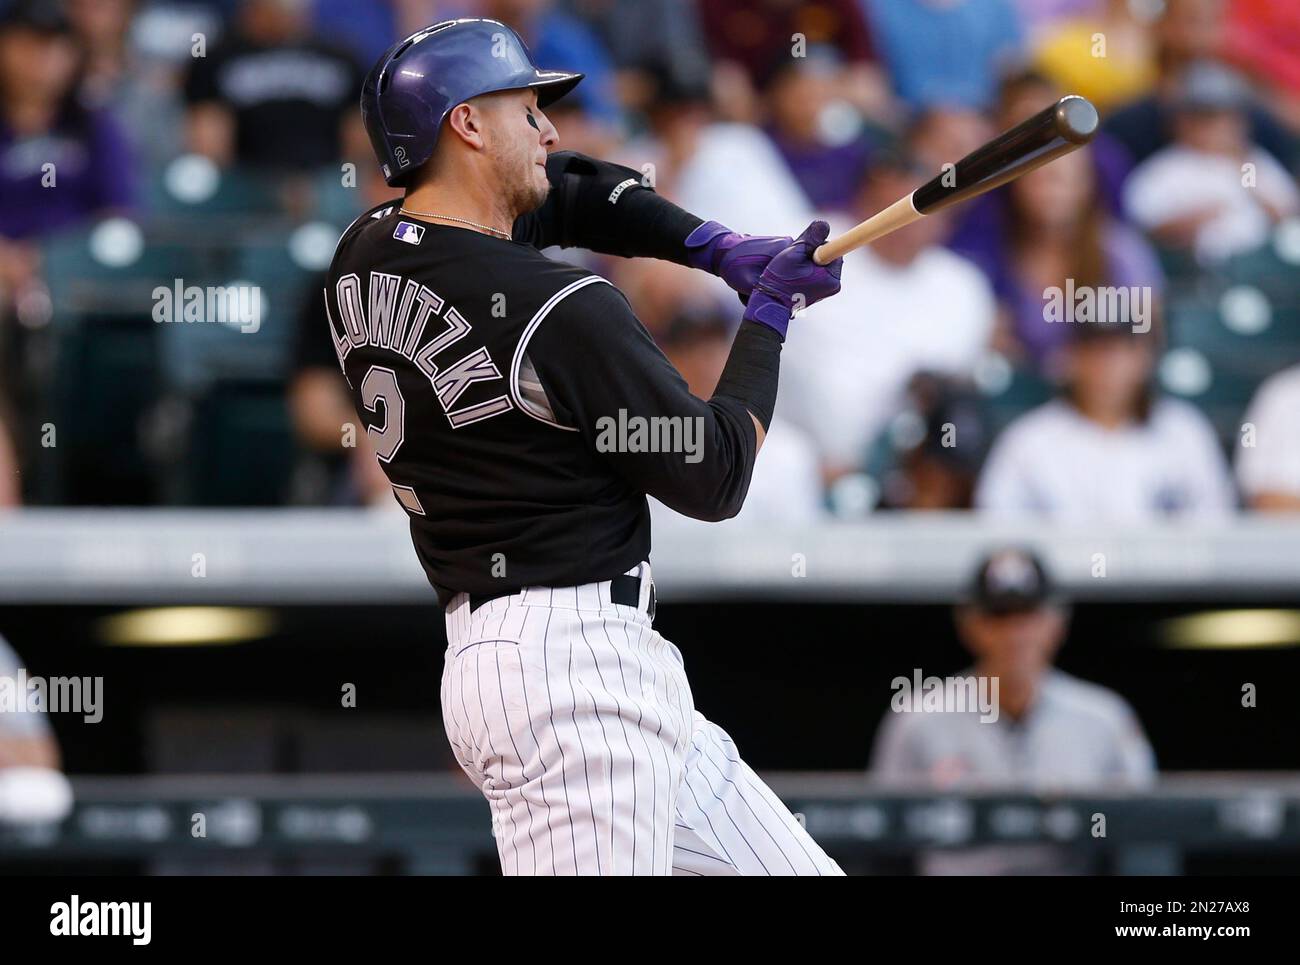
[{"xmin": 440, "ymin": 562, "xmax": 843, "ymax": 876}]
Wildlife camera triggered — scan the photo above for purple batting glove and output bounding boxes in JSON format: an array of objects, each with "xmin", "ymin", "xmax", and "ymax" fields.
[
  {"xmin": 742, "ymin": 220, "xmax": 842, "ymax": 340},
  {"xmin": 684, "ymin": 220, "xmax": 794, "ymax": 298}
]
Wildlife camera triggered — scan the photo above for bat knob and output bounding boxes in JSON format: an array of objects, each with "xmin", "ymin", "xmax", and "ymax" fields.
[{"xmin": 1056, "ymin": 95, "xmax": 1099, "ymax": 144}]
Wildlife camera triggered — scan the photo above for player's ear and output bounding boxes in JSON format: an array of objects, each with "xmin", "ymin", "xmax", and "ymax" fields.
[{"xmin": 445, "ymin": 102, "xmax": 487, "ymax": 151}]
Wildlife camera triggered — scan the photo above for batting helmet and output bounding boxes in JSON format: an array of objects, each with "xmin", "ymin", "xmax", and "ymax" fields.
[{"xmin": 361, "ymin": 18, "xmax": 584, "ymax": 187}]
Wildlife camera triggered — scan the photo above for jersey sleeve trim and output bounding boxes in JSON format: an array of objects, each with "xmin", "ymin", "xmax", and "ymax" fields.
[{"xmin": 509, "ymin": 274, "xmax": 611, "ymax": 432}]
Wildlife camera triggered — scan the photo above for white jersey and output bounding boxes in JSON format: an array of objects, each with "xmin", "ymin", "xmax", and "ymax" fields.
[
  {"xmin": 440, "ymin": 562, "xmax": 843, "ymax": 876},
  {"xmin": 1123, "ymin": 144, "xmax": 1300, "ymax": 263},
  {"xmin": 975, "ymin": 397, "xmax": 1236, "ymax": 520},
  {"xmin": 780, "ymin": 241, "xmax": 995, "ymax": 470},
  {"xmin": 1236, "ymin": 365, "xmax": 1300, "ymax": 501}
]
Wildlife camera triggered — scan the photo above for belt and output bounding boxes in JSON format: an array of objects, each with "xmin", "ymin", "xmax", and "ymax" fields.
[{"xmin": 469, "ymin": 573, "xmax": 654, "ymax": 619}]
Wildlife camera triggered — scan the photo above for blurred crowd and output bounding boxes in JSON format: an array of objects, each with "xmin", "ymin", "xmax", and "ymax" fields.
[{"xmin": 2, "ymin": 0, "xmax": 1300, "ymax": 521}]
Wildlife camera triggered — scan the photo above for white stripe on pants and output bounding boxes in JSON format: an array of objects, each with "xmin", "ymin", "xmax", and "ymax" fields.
[{"xmin": 440, "ymin": 563, "xmax": 843, "ymax": 876}]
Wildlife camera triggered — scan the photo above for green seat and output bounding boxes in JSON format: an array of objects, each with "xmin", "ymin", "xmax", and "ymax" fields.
[
  {"xmin": 982, "ymin": 364, "xmax": 1053, "ymax": 433},
  {"xmin": 187, "ymin": 380, "xmax": 295, "ymax": 506},
  {"xmin": 146, "ymin": 162, "xmax": 283, "ymax": 217},
  {"xmin": 42, "ymin": 223, "xmax": 210, "ymax": 322},
  {"xmin": 53, "ymin": 313, "xmax": 162, "ymax": 505}
]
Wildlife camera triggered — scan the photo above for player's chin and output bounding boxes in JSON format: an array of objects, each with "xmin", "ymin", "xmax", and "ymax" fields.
[{"xmin": 528, "ymin": 166, "xmax": 550, "ymax": 206}]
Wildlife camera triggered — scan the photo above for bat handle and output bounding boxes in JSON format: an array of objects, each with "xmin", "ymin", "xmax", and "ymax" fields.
[{"xmin": 813, "ymin": 194, "xmax": 923, "ymax": 265}]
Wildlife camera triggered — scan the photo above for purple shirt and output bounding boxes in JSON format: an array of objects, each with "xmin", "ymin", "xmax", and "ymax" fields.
[
  {"xmin": 954, "ymin": 210, "xmax": 1164, "ymax": 363},
  {"xmin": 948, "ymin": 132, "xmax": 1134, "ymax": 256},
  {"xmin": 766, "ymin": 126, "xmax": 873, "ymax": 214},
  {"xmin": 0, "ymin": 105, "xmax": 135, "ymax": 240}
]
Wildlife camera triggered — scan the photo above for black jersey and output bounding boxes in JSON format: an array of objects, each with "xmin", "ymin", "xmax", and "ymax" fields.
[{"xmin": 323, "ymin": 157, "xmax": 776, "ymax": 606}]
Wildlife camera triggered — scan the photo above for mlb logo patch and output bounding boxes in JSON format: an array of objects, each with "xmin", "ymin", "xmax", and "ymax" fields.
[{"xmin": 394, "ymin": 221, "xmax": 425, "ymax": 245}]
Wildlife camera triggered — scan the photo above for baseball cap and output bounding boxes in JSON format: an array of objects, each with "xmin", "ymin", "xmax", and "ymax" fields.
[
  {"xmin": 914, "ymin": 377, "xmax": 991, "ymax": 473},
  {"xmin": 968, "ymin": 548, "xmax": 1056, "ymax": 614},
  {"xmin": 0, "ymin": 0, "xmax": 71, "ymax": 34},
  {"xmin": 1173, "ymin": 60, "xmax": 1253, "ymax": 113}
]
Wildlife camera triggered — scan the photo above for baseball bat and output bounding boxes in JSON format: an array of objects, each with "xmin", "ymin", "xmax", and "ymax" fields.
[{"xmin": 812, "ymin": 95, "xmax": 1100, "ymax": 265}]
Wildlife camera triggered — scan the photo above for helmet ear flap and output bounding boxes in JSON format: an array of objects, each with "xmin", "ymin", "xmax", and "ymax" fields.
[{"xmin": 383, "ymin": 102, "xmax": 421, "ymax": 138}]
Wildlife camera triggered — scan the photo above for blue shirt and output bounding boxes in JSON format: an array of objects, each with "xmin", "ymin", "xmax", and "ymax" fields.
[
  {"xmin": 530, "ymin": 11, "xmax": 620, "ymax": 124},
  {"xmin": 863, "ymin": 0, "xmax": 1024, "ymax": 110}
]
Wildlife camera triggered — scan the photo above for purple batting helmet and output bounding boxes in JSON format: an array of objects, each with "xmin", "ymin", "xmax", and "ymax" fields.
[{"xmin": 361, "ymin": 18, "xmax": 583, "ymax": 187}]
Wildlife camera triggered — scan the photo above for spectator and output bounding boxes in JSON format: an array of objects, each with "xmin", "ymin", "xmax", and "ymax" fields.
[
  {"xmin": 758, "ymin": 46, "xmax": 880, "ymax": 215},
  {"xmin": 0, "ymin": 634, "xmax": 60, "ymax": 771},
  {"xmin": 480, "ymin": 0, "xmax": 620, "ymax": 126},
  {"xmin": 183, "ymin": 0, "xmax": 363, "ymax": 170},
  {"xmin": 1123, "ymin": 61, "xmax": 1299, "ymax": 265},
  {"xmin": 607, "ymin": 256, "xmax": 724, "ymax": 339},
  {"xmin": 947, "ymin": 70, "xmax": 1137, "ymax": 267},
  {"xmin": 536, "ymin": 81, "xmax": 620, "ymax": 161},
  {"xmin": 0, "ymin": 0, "xmax": 135, "ymax": 249},
  {"xmin": 673, "ymin": 115, "xmax": 812, "ymax": 240},
  {"xmin": 699, "ymin": 0, "xmax": 875, "ymax": 80},
  {"xmin": 863, "ymin": 0, "xmax": 1025, "ymax": 111},
  {"xmin": 558, "ymin": 0, "xmax": 712, "ymax": 118},
  {"xmin": 975, "ymin": 321, "xmax": 1236, "ymax": 520},
  {"xmin": 1222, "ymin": 0, "xmax": 1300, "ymax": 131},
  {"xmin": 698, "ymin": 0, "xmax": 889, "ymax": 123},
  {"xmin": 1031, "ymin": 0, "xmax": 1159, "ymax": 113},
  {"xmin": 0, "ymin": 0, "xmax": 135, "ymax": 431},
  {"xmin": 1103, "ymin": 0, "xmax": 1299, "ymax": 171},
  {"xmin": 0, "ymin": 407, "xmax": 19, "ymax": 506},
  {"xmin": 66, "ymin": 0, "xmax": 185, "ymax": 171},
  {"xmin": 781, "ymin": 142, "xmax": 995, "ymax": 482},
  {"xmin": 957, "ymin": 134, "xmax": 1163, "ymax": 372},
  {"xmin": 649, "ymin": 311, "xmax": 824, "ymax": 527},
  {"xmin": 871, "ymin": 547, "xmax": 1156, "ymax": 874},
  {"xmin": 1013, "ymin": 0, "xmax": 1109, "ymax": 42},
  {"xmin": 312, "ymin": 0, "xmax": 441, "ymax": 67},
  {"xmin": 877, "ymin": 375, "xmax": 993, "ymax": 510},
  {"xmin": 1236, "ymin": 365, "xmax": 1300, "ymax": 512},
  {"xmin": 613, "ymin": 67, "xmax": 713, "ymax": 200}
]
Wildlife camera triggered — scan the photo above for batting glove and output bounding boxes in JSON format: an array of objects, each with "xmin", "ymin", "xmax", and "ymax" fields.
[
  {"xmin": 684, "ymin": 220, "xmax": 794, "ymax": 298},
  {"xmin": 741, "ymin": 220, "xmax": 842, "ymax": 340}
]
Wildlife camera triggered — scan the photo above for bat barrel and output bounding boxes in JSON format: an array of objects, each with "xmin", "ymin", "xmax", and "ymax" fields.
[
  {"xmin": 912, "ymin": 94, "xmax": 1098, "ymax": 215},
  {"xmin": 811, "ymin": 95, "xmax": 1099, "ymax": 265},
  {"xmin": 1055, "ymin": 94, "xmax": 1100, "ymax": 143}
]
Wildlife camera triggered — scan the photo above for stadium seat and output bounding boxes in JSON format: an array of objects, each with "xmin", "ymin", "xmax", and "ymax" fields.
[
  {"xmin": 187, "ymin": 380, "xmax": 296, "ymax": 506},
  {"xmin": 52, "ymin": 312, "xmax": 162, "ymax": 506},
  {"xmin": 1162, "ymin": 258, "xmax": 1300, "ymax": 443}
]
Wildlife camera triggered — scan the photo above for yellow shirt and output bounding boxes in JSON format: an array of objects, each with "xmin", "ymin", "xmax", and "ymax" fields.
[{"xmin": 1034, "ymin": 22, "xmax": 1158, "ymax": 113}]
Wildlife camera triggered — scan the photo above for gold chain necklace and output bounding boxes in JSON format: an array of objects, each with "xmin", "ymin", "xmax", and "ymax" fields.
[{"xmin": 398, "ymin": 207, "xmax": 511, "ymax": 239}]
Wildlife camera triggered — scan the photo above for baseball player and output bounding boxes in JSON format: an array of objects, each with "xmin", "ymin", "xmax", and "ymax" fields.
[{"xmin": 327, "ymin": 18, "xmax": 845, "ymax": 875}]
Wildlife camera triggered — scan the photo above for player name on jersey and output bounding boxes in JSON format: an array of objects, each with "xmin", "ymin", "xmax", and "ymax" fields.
[{"xmin": 326, "ymin": 270, "xmax": 513, "ymax": 429}]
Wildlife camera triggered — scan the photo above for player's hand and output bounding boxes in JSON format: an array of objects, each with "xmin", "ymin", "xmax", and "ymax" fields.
[
  {"xmin": 741, "ymin": 220, "xmax": 842, "ymax": 340},
  {"xmin": 683, "ymin": 220, "xmax": 793, "ymax": 298}
]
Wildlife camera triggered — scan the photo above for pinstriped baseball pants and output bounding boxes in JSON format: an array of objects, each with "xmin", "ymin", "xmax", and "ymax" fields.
[{"xmin": 441, "ymin": 562, "xmax": 844, "ymax": 876}]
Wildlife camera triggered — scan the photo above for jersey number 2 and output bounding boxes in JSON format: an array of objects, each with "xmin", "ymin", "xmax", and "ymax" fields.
[{"xmin": 360, "ymin": 365, "xmax": 405, "ymax": 462}]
